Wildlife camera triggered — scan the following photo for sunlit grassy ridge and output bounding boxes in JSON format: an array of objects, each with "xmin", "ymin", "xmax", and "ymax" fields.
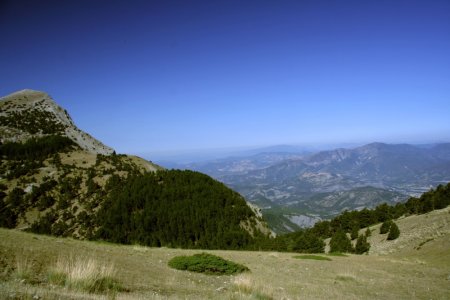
[{"xmin": 1, "ymin": 206, "xmax": 449, "ymax": 299}]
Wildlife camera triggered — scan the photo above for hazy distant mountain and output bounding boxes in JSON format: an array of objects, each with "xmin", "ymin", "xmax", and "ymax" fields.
[
  {"xmin": 180, "ymin": 152, "xmax": 307, "ymax": 177},
  {"xmin": 226, "ymin": 142, "xmax": 450, "ymax": 192},
  {"xmin": 148, "ymin": 144, "xmax": 315, "ymax": 167},
  {"xmin": 183, "ymin": 142, "xmax": 450, "ymax": 233}
]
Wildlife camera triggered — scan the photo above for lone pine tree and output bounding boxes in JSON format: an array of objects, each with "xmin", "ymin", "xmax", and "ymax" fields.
[
  {"xmin": 354, "ymin": 234, "xmax": 370, "ymax": 254},
  {"xmin": 387, "ymin": 222, "xmax": 400, "ymax": 240}
]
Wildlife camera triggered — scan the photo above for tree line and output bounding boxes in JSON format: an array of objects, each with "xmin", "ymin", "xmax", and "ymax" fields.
[{"xmin": 0, "ymin": 135, "xmax": 76, "ymax": 160}]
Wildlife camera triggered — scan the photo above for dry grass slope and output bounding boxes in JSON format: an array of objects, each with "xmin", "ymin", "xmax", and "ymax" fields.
[
  {"xmin": 368, "ymin": 206, "xmax": 450, "ymax": 259},
  {"xmin": 1, "ymin": 207, "xmax": 449, "ymax": 300}
]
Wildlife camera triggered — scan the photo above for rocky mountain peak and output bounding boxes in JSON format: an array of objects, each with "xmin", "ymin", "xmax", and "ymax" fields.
[{"xmin": 0, "ymin": 89, "xmax": 113, "ymax": 155}]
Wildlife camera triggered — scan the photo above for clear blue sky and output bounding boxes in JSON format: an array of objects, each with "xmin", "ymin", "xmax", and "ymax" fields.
[{"xmin": 1, "ymin": 0, "xmax": 449, "ymax": 156}]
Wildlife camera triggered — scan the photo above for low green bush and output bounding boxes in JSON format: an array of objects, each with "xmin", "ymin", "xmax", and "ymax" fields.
[
  {"xmin": 327, "ymin": 252, "xmax": 348, "ymax": 257},
  {"xmin": 168, "ymin": 253, "xmax": 249, "ymax": 275}
]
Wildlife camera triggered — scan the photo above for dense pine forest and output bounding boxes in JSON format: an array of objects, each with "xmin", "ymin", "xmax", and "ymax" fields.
[
  {"xmin": 96, "ymin": 170, "xmax": 263, "ymax": 249},
  {"xmin": 0, "ymin": 135, "xmax": 76, "ymax": 160}
]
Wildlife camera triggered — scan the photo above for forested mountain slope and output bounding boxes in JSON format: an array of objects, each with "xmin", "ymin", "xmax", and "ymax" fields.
[{"xmin": 0, "ymin": 89, "xmax": 271, "ymax": 249}]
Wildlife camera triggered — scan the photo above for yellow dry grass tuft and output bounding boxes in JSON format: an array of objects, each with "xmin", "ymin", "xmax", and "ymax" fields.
[
  {"xmin": 14, "ymin": 255, "xmax": 36, "ymax": 283},
  {"xmin": 232, "ymin": 273, "xmax": 275, "ymax": 299},
  {"xmin": 233, "ymin": 273, "xmax": 253, "ymax": 294},
  {"xmin": 56, "ymin": 255, "xmax": 114, "ymax": 282},
  {"xmin": 48, "ymin": 255, "xmax": 122, "ymax": 294}
]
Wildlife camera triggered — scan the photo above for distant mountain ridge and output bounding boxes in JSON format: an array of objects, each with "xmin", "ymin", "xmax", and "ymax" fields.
[
  {"xmin": 180, "ymin": 142, "xmax": 450, "ymax": 233},
  {"xmin": 270, "ymin": 142, "xmax": 450, "ymax": 191},
  {"xmin": 220, "ymin": 142, "xmax": 450, "ymax": 195},
  {"xmin": 181, "ymin": 152, "xmax": 307, "ymax": 177}
]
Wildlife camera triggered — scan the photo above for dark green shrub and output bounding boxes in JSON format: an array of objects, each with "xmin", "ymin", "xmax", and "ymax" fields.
[
  {"xmin": 354, "ymin": 234, "xmax": 370, "ymax": 254},
  {"xmin": 168, "ymin": 253, "xmax": 249, "ymax": 275},
  {"xmin": 350, "ymin": 226, "xmax": 359, "ymax": 240},
  {"xmin": 52, "ymin": 220, "xmax": 69, "ymax": 237},
  {"xmin": 7, "ymin": 187, "xmax": 25, "ymax": 212},
  {"xmin": 0, "ymin": 198, "xmax": 18, "ymax": 228},
  {"xmin": 387, "ymin": 222, "xmax": 400, "ymax": 240},
  {"xmin": 379, "ymin": 220, "xmax": 392, "ymax": 234},
  {"xmin": 6, "ymin": 160, "xmax": 41, "ymax": 179},
  {"xmin": 329, "ymin": 229, "xmax": 353, "ymax": 253},
  {"xmin": 292, "ymin": 231, "xmax": 325, "ymax": 253},
  {"xmin": 29, "ymin": 210, "xmax": 58, "ymax": 234},
  {"xmin": 36, "ymin": 195, "xmax": 56, "ymax": 211}
]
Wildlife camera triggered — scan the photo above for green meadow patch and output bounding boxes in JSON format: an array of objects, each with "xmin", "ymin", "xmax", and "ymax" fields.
[
  {"xmin": 168, "ymin": 253, "xmax": 249, "ymax": 275},
  {"xmin": 293, "ymin": 255, "xmax": 332, "ymax": 261},
  {"xmin": 327, "ymin": 252, "xmax": 348, "ymax": 257}
]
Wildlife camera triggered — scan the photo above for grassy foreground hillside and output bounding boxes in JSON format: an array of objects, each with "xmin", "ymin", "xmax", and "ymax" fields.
[{"xmin": 1, "ymin": 207, "xmax": 449, "ymax": 299}]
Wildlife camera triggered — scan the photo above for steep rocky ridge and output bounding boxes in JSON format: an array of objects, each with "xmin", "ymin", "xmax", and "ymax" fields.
[{"xmin": 0, "ymin": 89, "xmax": 113, "ymax": 155}]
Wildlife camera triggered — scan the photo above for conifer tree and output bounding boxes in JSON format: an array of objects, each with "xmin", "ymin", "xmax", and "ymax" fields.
[
  {"xmin": 387, "ymin": 222, "xmax": 400, "ymax": 240},
  {"xmin": 0, "ymin": 192, "xmax": 17, "ymax": 228},
  {"xmin": 379, "ymin": 220, "xmax": 392, "ymax": 234},
  {"xmin": 355, "ymin": 234, "xmax": 370, "ymax": 254},
  {"xmin": 350, "ymin": 226, "xmax": 359, "ymax": 240},
  {"xmin": 292, "ymin": 231, "xmax": 325, "ymax": 253},
  {"xmin": 365, "ymin": 227, "xmax": 371, "ymax": 237},
  {"xmin": 330, "ymin": 229, "xmax": 353, "ymax": 253}
]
